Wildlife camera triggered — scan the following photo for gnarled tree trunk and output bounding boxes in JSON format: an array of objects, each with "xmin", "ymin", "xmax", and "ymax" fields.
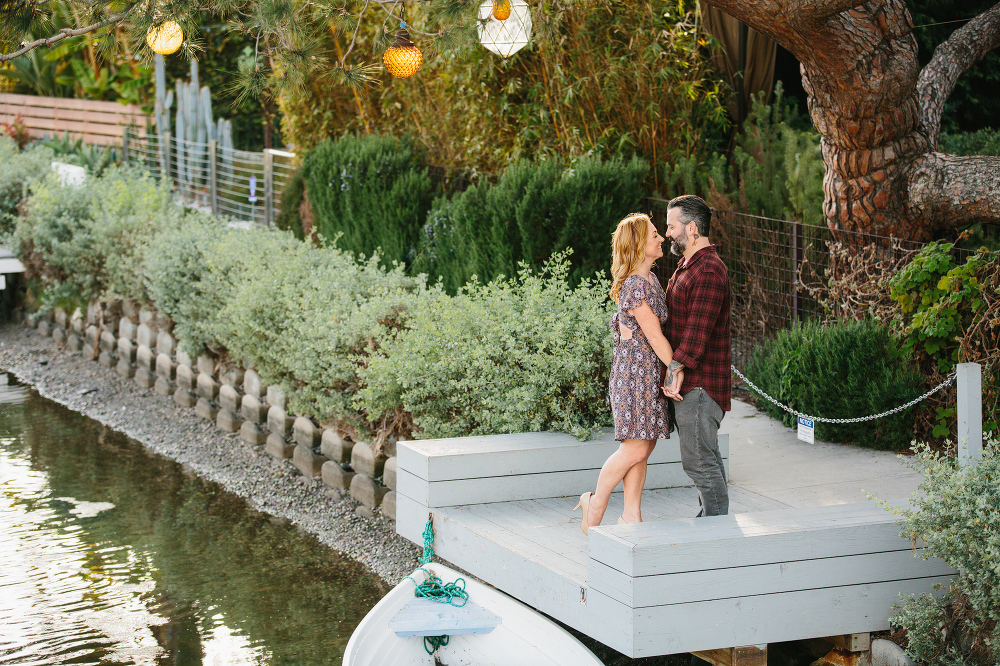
[{"xmin": 703, "ymin": 0, "xmax": 1000, "ymax": 244}]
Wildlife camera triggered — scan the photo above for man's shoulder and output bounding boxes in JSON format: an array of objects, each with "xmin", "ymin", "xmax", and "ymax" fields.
[{"xmin": 691, "ymin": 247, "xmax": 728, "ymax": 279}]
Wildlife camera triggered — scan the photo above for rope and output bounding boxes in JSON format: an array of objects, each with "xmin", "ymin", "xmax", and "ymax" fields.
[
  {"xmin": 732, "ymin": 365, "xmax": 957, "ymax": 424},
  {"xmin": 402, "ymin": 517, "xmax": 471, "ymax": 655}
]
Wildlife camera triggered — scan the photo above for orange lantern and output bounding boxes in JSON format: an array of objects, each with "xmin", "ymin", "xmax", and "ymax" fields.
[
  {"xmin": 492, "ymin": 0, "xmax": 512, "ymax": 21},
  {"xmin": 382, "ymin": 26, "xmax": 423, "ymax": 79}
]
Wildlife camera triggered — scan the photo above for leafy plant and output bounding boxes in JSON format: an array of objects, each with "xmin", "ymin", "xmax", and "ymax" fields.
[
  {"xmin": 413, "ymin": 154, "xmax": 649, "ymax": 292},
  {"xmin": 14, "ymin": 166, "xmax": 181, "ymax": 309},
  {"xmin": 0, "ymin": 135, "xmax": 53, "ymax": 234},
  {"xmin": 43, "ymin": 132, "xmax": 121, "ymax": 177},
  {"xmin": 744, "ymin": 318, "xmax": 925, "ymax": 450},
  {"xmin": 887, "ymin": 437, "xmax": 1000, "ymax": 665},
  {"xmin": 1, "ymin": 114, "xmax": 31, "ymax": 150},
  {"xmin": 303, "ymin": 133, "xmax": 434, "ymax": 268},
  {"xmin": 356, "ymin": 252, "xmax": 615, "ymax": 440},
  {"xmin": 889, "ymin": 242, "xmax": 986, "ymax": 373}
]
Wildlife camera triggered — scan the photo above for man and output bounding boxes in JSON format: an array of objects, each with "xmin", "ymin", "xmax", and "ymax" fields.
[{"xmin": 661, "ymin": 195, "xmax": 731, "ymax": 516}]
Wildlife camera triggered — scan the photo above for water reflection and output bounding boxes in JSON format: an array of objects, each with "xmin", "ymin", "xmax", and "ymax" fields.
[{"xmin": 0, "ymin": 376, "xmax": 384, "ymax": 665}]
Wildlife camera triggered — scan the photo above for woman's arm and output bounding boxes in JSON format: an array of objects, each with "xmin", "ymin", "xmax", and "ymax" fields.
[{"xmin": 629, "ymin": 302, "xmax": 673, "ymax": 367}]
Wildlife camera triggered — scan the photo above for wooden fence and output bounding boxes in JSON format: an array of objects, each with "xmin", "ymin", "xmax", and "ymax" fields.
[{"xmin": 0, "ymin": 93, "xmax": 148, "ymax": 146}]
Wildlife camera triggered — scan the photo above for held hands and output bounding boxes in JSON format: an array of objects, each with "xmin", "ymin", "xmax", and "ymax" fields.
[{"xmin": 662, "ymin": 363, "xmax": 684, "ymax": 401}]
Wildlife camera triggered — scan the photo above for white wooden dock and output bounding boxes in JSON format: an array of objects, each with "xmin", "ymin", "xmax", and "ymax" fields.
[{"xmin": 395, "ymin": 426, "xmax": 955, "ymax": 659}]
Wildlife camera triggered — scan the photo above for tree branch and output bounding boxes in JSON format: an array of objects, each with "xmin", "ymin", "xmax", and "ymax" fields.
[
  {"xmin": 908, "ymin": 152, "xmax": 1000, "ymax": 230},
  {"xmin": 916, "ymin": 2, "xmax": 1000, "ymax": 148},
  {"xmin": 0, "ymin": 9, "xmax": 132, "ymax": 62}
]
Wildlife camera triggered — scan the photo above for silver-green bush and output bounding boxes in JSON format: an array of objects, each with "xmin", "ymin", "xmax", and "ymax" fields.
[
  {"xmin": 214, "ymin": 242, "xmax": 429, "ymax": 427},
  {"xmin": 889, "ymin": 438, "xmax": 1000, "ymax": 665},
  {"xmin": 356, "ymin": 253, "xmax": 615, "ymax": 440},
  {"xmin": 0, "ymin": 136, "xmax": 53, "ymax": 236},
  {"xmin": 15, "ymin": 166, "xmax": 180, "ymax": 308}
]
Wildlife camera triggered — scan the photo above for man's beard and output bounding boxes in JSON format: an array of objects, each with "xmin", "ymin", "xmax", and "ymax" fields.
[{"xmin": 669, "ymin": 229, "xmax": 688, "ymax": 256}]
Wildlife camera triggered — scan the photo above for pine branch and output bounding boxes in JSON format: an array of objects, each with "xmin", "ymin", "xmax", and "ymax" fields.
[{"xmin": 1, "ymin": 6, "xmax": 135, "ymax": 62}]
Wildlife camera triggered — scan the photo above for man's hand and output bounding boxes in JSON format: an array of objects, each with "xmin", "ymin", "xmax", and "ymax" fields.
[{"xmin": 663, "ymin": 361, "xmax": 684, "ymax": 400}]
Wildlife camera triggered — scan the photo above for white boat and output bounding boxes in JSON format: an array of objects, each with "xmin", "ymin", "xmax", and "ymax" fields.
[{"xmin": 343, "ymin": 563, "xmax": 605, "ymax": 665}]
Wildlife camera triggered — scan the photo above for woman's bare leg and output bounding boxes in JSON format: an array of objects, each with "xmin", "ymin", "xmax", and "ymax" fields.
[
  {"xmin": 621, "ymin": 441, "xmax": 655, "ymax": 523},
  {"xmin": 587, "ymin": 439, "xmax": 655, "ymax": 529}
]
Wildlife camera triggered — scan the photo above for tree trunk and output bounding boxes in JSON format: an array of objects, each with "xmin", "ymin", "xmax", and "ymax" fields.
[{"xmin": 702, "ymin": 0, "xmax": 1000, "ymax": 245}]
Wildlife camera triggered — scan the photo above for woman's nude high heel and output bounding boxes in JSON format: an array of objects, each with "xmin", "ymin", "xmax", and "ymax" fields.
[{"xmin": 573, "ymin": 492, "xmax": 594, "ymax": 535}]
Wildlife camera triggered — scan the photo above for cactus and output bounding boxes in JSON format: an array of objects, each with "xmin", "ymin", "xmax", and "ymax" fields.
[{"xmin": 153, "ymin": 56, "xmax": 233, "ymax": 200}]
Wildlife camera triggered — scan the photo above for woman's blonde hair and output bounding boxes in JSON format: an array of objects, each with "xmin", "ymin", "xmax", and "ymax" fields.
[{"xmin": 610, "ymin": 213, "xmax": 652, "ymax": 303}]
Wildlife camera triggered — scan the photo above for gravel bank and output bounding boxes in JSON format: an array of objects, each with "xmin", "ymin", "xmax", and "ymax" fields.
[{"xmin": 0, "ymin": 322, "xmax": 421, "ymax": 585}]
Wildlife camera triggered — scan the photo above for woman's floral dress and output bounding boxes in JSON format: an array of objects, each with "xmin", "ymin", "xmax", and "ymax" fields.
[{"xmin": 609, "ymin": 274, "xmax": 672, "ymax": 441}]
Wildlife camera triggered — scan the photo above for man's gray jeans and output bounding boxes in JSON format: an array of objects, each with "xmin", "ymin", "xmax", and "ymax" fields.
[{"xmin": 671, "ymin": 387, "xmax": 728, "ymax": 516}]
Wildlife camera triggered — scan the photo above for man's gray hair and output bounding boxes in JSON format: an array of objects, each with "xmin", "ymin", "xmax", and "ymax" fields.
[{"xmin": 668, "ymin": 195, "xmax": 712, "ymax": 237}]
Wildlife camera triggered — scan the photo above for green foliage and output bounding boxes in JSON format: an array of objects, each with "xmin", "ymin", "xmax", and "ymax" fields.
[
  {"xmin": 214, "ymin": 241, "xmax": 428, "ymax": 426},
  {"xmin": 939, "ymin": 129, "xmax": 1000, "ymax": 157},
  {"xmin": 275, "ymin": 165, "xmax": 305, "ymax": 240},
  {"xmin": 744, "ymin": 319, "xmax": 924, "ymax": 450},
  {"xmin": 42, "ymin": 131, "xmax": 121, "ymax": 177},
  {"xmin": 413, "ymin": 154, "xmax": 649, "ymax": 293},
  {"xmin": 303, "ymin": 134, "xmax": 434, "ymax": 268},
  {"xmin": 0, "ymin": 136, "xmax": 53, "ymax": 234},
  {"xmin": 888, "ymin": 438, "xmax": 1000, "ymax": 665},
  {"xmin": 730, "ymin": 83, "xmax": 825, "ymax": 225},
  {"xmin": 144, "ymin": 212, "xmax": 235, "ymax": 354},
  {"xmin": 356, "ymin": 253, "xmax": 615, "ymax": 440},
  {"xmin": 14, "ymin": 166, "xmax": 181, "ymax": 309},
  {"xmin": 889, "ymin": 242, "xmax": 986, "ymax": 376}
]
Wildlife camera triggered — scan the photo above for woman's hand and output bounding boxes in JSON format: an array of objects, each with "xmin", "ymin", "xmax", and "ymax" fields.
[{"xmin": 629, "ymin": 301, "xmax": 673, "ymax": 368}]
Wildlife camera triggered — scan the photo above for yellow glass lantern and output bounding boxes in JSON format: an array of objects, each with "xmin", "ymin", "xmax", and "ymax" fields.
[
  {"xmin": 146, "ymin": 20, "xmax": 184, "ymax": 55},
  {"xmin": 492, "ymin": 0, "xmax": 512, "ymax": 21},
  {"xmin": 382, "ymin": 26, "xmax": 423, "ymax": 79}
]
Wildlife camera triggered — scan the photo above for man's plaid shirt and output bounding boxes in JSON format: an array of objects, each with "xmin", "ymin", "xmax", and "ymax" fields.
[{"xmin": 663, "ymin": 245, "xmax": 732, "ymax": 412}]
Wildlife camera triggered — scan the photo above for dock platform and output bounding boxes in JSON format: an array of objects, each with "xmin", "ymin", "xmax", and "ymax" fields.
[{"xmin": 395, "ymin": 401, "xmax": 955, "ymax": 659}]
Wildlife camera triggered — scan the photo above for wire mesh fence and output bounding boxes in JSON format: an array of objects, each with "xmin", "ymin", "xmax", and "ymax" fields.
[
  {"xmin": 641, "ymin": 196, "xmax": 978, "ymax": 371},
  {"xmin": 123, "ymin": 128, "xmax": 297, "ymax": 226}
]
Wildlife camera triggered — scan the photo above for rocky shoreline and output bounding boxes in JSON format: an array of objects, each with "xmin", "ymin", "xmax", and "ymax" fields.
[{"xmin": 0, "ymin": 321, "xmax": 421, "ymax": 585}]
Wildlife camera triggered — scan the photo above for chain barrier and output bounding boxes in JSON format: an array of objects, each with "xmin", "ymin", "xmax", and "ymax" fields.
[{"xmin": 731, "ymin": 365, "xmax": 956, "ymax": 424}]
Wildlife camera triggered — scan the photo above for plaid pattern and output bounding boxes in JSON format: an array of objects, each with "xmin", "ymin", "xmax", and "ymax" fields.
[{"xmin": 664, "ymin": 246, "xmax": 732, "ymax": 412}]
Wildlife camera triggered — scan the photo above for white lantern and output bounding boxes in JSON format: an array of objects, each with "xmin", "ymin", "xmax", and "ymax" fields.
[{"xmin": 477, "ymin": 0, "xmax": 532, "ymax": 58}]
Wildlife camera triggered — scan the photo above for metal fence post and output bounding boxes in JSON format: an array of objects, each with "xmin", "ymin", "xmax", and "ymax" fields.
[
  {"xmin": 163, "ymin": 131, "xmax": 173, "ymax": 190},
  {"xmin": 209, "ymin": 139, "xmax": 218, "ymax": 215},
  {"xmin": 122, "ymin": 127, "xmax": 130, "ymax": 164},
  {"xmin": 264, "ymin": 148, "xmax": 274, "ymax": 228},
  {"xmin": 957, "ymin": 362, "xmax": 983, "ymax": 466}
]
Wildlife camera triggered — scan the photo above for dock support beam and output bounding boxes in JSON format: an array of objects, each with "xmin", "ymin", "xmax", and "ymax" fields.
[{"xmin": 692, "ymin": 644, "xmax": 767, "ymax": 666}]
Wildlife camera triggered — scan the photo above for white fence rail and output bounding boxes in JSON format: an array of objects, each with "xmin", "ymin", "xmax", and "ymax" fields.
[{"xmin": 123, "ymin": 128, "xmax": 297, "ymax": 227}]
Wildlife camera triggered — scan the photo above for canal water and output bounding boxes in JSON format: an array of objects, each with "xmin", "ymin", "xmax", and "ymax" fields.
[{"xmin": 0, "ymin": 376, "xmax": 385, "ymax": 665}]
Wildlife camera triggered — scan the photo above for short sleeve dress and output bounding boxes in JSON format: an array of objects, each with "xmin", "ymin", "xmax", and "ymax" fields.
[{"xmin": 608, "ymin": 274, "xmax": 672, "ymax": 441}]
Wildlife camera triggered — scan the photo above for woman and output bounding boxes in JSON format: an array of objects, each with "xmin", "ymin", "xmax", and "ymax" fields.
[{"xmin": 574, "ymin": 213, "xmax": 674, "ymax": 534}]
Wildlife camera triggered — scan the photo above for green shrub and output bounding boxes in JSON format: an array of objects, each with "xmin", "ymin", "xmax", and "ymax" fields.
[
  {"xmin": 888, "ymin": 438, "xmax": 1000, "ymax": 665},
  {"xmin": 275, "ymin": 165, "xmax": 305, "ymax": 240},
  {"xmin": 303, "ymin": 134, "xmax": 434, "ymax": 267},
  {"xmin": 412, "ymin": 155, "xmax": 648, "ymax": 292},
  {"xmin": 356, "ymin": 252, "xmax": 615, "ymax": 440},
  {"xmin": 939, "ymin": 129, "xmax": 1000, "ymax": 157},
  {"xmin": 0, "ymin": 136, "xmax": 54, "ymax": 235},
  {"xmin": 214, "ymin": 241, "xmax": 428, "ymax": 427},
  {"xmin": 15, "ymin": 166, "xmax": 181, "ymax": 309},
  {"xmin": 145, "ymin": 212, "xmax": 237, "ymax": 354},
  {"xmin": 744, "ymin": 319, "xmax": 924, "ymax": 450}
]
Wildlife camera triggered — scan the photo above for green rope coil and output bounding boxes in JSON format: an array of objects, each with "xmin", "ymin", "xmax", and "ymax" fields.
[
  {"xmin": 418, "ymin": 516, "xmax": 434, "ymax": 565},
  {"xmin": 403, "ymin": 518, "xmax": 471, "ymax": 655}
]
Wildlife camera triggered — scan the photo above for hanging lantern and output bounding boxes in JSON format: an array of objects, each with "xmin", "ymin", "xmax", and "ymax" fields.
[
  {"xmin": 492, "ymin": 0, "xmax": 512, "ymax": 21},
  {"xmin": 146, "ymin": 20, "xmax": 184, "ymax": 55},
  {"xmin": 382, "ymin": 25, "xmax": 423, "ymax": 79},
  {"xmin": 478, "ymin": 0, "xmax": 531, "ymax": 58}
]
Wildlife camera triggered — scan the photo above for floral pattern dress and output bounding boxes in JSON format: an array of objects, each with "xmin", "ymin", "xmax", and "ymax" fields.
[{"xmin": 609, "ymin": 274, "xmax": 672, "ymax": 441}]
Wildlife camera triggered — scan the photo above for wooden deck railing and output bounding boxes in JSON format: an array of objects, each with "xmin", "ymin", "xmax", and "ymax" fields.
[{"xmin": 0, "ymin": 93, "xmax": 149, "ymax": 146}]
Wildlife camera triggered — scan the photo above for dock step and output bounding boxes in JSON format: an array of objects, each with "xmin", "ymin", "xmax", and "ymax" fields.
[{"xmin": 389, "ymin": 598, "xmax": 502, "ymax": 637}]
